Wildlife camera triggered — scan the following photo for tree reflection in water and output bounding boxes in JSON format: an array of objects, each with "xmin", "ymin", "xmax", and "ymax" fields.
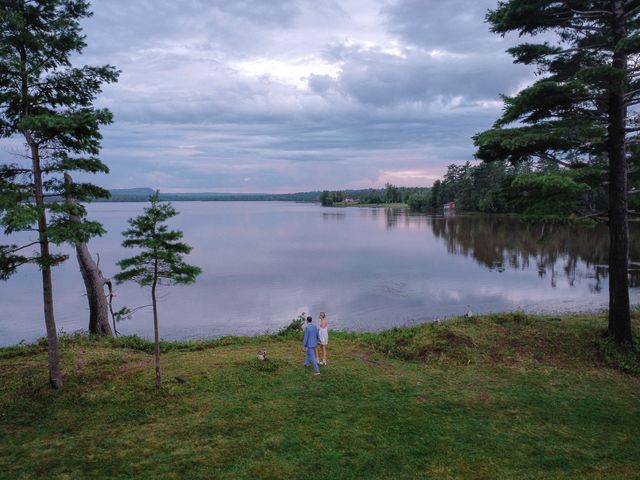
[{"xmin": 378, "ymin": 208, "xmax": 640, "ymax": 291}]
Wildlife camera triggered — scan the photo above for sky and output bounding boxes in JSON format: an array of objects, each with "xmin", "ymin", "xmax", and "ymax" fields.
[{"xmin": 9, "ymin": 0, "xmax": 535, "ymax": 193}]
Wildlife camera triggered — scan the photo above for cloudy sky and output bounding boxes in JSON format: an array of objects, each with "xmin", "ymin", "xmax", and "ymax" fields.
[{"xmin": 36, "ymin": 0, "xmax": 534, "ymax": 192}]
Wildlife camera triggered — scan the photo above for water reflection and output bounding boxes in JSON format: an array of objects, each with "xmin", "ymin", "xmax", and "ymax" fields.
[
  {"xmin": 1, "ymin": 202, "xmax": 638, "ymax": 346},
  {"xmin": 322, "ymin": 211, "xmax": 346, "ymax": 222},
  {"xmin": 378, "ymin": 208, "xmax": 640, "ymax": 291}
]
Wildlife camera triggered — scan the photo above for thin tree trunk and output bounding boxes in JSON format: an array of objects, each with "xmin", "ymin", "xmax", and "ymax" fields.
[
  {"xmin": 64, "ymin": 174, "xmax": 113, "ymax": 336},
  {"xmin": 31, "ymin": 142, "xmax": 63, "ymax": 389},
  {"xmin": 152, "ymin": 278, "xmax": 161, "ymax": 389},
  {"xmin": 105, "ymin": 279, "xmax": 119, "ymax": 336},
  {"xmin": 20, "ymin": 33, "xmax": 62, "ymax": 387},
  {"xmin": 608, "ymin": 0, "xmax": 632, "ymax": 344}
]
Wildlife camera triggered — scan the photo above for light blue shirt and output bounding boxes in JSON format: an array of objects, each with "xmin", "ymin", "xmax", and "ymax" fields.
[{"xmin": 303, "ymin": 323, "xmax": 319, "ymax": 348}]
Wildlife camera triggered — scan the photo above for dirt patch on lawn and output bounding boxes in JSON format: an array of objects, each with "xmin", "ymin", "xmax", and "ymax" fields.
[
  {"xmin": 439, "ymin": 330, "xmax": 475, "ymax": 348},
  {"xmin": 88, "ymin": 359, "xmax": 151, "ymax": 386},
  {"xmin": 352, "ymin": 349, "xmax": 404, "ymax": 383},
  {"xmin": 411, "ymin": 330, "xmax": 476, "ymax": 363},
  {"xmin": 353, "ymin": 350, "xmax": 384, "ymax": 367}
]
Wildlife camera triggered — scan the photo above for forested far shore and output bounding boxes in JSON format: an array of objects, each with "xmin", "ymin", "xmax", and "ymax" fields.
[
  {"xmin": 321, "ymin": 160, "xmax": 640, "ymax": 222},
  {"xmin": 105, "ymin": 155, "xmax": 640, "ymax": 218},
  {"xmin": 101, "ymin": 188, "xmax": 324, "ymax": 202}
]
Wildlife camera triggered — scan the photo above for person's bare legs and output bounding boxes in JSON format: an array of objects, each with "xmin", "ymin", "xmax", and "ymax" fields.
[
  {"xmin": 320, "ymin": 344, "xmax": 327, "ymax": 365},
  {"xmin": 315, "ymin": 347, "xmax": 320, "ymax": 365}
]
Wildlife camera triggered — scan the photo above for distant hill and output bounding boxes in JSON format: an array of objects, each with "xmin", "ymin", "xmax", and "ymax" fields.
[
  {"xmin": 102, "ymin": 188, "xmax": 387, "ymax": 203},
  {"xmin": 104, "ymin": 188, "xmax": 324, "ymax": 202},
  {"xmin": 109, "ymin": 188, "xmax": 156, "ymax": 197}
]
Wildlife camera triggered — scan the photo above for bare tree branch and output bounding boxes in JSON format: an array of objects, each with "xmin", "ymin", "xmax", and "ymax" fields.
[
  {"xmin": 4, "ymin": 242, "xmax": 40, "ymax": 253},
  {"xmin": 536, "ymin": 153, "xmax": 574, "ymax": 168},
  {"xmin": 570, "ymin": 9, "xmax": 612, "ymax": 17}
]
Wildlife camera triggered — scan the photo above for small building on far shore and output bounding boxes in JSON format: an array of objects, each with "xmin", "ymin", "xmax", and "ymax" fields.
[{"xmin": 443, "ymin": 201, "xmax": 456, "ymax": 211}]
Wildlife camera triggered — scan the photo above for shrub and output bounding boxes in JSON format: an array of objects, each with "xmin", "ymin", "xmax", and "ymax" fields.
[{"xmin": 275, "ymin": 313, "xmax": 306, "ymax": 337}]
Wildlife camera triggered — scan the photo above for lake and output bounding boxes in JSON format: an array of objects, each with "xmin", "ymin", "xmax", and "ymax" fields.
[{"xmin": 1, "ymin": 201, "xmax": 639, "ymax": 346}]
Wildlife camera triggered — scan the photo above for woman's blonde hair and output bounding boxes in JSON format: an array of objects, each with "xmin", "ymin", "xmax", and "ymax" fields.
[{"xmin": 319, "ymin": 311, "xmax": 326, "ymax": 319}]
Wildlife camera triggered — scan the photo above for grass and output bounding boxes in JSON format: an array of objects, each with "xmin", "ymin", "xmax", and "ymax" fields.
[{"xmin": 1, "ymin": 311, "xmax": 639, "ymax": 479}]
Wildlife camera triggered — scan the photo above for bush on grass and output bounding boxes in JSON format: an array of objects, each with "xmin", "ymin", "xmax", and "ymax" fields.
[{"xmin": 275, "ymin": 313, "xmax": 306, "ymax": 337}]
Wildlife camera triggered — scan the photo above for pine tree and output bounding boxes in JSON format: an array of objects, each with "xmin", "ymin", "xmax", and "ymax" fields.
[
  {"xmin": 474, "ymin": 0, "xmax": 640, "ymax": 344},
  {"xmin": 0, "ymin": 0, "xmax": 119, "ymax": 387},
  {"xmin": 115, "ymin": 193, "xmax": 201, "ymax": 389}
]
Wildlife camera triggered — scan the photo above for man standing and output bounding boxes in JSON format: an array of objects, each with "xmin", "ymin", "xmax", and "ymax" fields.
[{"xmin": 303, "ymin": 316, "xmax": 321, "ymax": 375}]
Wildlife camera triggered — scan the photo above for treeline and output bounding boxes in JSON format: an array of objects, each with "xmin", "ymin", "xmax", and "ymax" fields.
[
  {"xmin": 321, "ymin": 159, "xmax": 639, "ymax": 219},
  {"xmin": 104, "ymin": 189, "xmax": 324, "ymax": 203},
  {"xmin": 319, "ymin": 162, "xmax": 518, "ymax": 212},
  {"xmin": 320, "ymin": 184, "xmax": 429, "ymax": 206},
  {"xmin": 406, "ymin": 161, "xmax": 519, "ymax": 213},
  {"xmin": 423, "ymin": 159, "xmax": 638, "ymax": 220}
]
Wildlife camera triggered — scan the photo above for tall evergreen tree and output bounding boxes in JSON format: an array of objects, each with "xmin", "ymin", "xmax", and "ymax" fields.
[
  {"xmin": 474, "ymin": 0, "xmax": 640, "ymax": 344},
  {"xmin": 0, "ymin": 0, "xmax": 119, "ymax": 387},
  {"xmin": 115, "ymin": 193, "xmax": 201, "ymax": 389}
]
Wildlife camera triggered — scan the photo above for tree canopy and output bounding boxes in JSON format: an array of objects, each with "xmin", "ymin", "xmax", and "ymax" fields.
[
  {"xmin": 115, "ymin": 193, "xmax": 201, "ymax": 388},
  {"xmin": 0, "ymin": 0, "xmax": 119, "ymax": 387},
  {"xmin": 474, "ymin": 0, "xmax": 640, "ymax": 343},
  {"xmin": 0, "ymin": 0, "xmax": 119, "ymax": 276}
]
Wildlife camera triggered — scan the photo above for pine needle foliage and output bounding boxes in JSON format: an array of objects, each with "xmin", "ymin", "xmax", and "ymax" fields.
[
  {"xmin": 0, "ymin": 0, "xmax": 119, "ymax": 277},
  {"xmin": 115, "ymin": 193, "xmax": 201, "ymax": 388},
  {"xmin": 474, "ymin": 0, "xmax": 640, "ymax": 344},
  {"xmin": 0, "ymin": 0, "xmax": 119, "ymax": 387},
  {"xmin": 115, "ymin": 194, "xmax": 201, "ymax": 288}
]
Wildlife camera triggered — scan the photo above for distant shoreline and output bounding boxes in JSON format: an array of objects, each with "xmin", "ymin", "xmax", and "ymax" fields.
[
  {"xmin": 98, "ymin": 197, "xmax": 320, "ymax": 203},
  {"xmin": 103, "ymin": 187, "xmax": 383, "ymax": 203}
]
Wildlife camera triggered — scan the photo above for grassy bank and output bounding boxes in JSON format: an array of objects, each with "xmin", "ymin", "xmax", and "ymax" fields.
[{"xmin": 1, "ymin": 312, "xmax": 639, "ymax": 479}]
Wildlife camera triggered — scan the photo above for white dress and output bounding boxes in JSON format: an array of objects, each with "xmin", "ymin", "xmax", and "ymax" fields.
[{"xmin": 318, "ymin": 325, "xmax": 329, "ymax": 345}]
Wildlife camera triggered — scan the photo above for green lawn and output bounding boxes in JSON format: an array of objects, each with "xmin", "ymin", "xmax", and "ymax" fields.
[{"xmin": 1, "ymin": 312, "xmax": 639, "ymax": 479}]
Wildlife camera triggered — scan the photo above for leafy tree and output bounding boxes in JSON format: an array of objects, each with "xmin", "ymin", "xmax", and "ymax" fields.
[
  {"xmin": 115, "ymin": 193, "xmax": 201, "ymax": 389},
  {"xmin": 437, "ymin": 165, "xmax": 460, "ymax": 207},
  {"xmin": 407, "ymin": 190, "xmax": 432, "ymax": 212},
  {"xmin": 454, "ymin": 162, "xmax": 476, "ymax": 211},
  {"xmin": 430, "ymin": 180, "xmax": 441, "ymax": 209},
  {"xmin": 367, "ymin": 191, "xmax": 384, "ymax": 204},
  {"xmin": 319, "ymin": 190, "xmax": 347, "ymax": 206},
  {"xmin": 474, "ymin": 161, "xmax": 513, "ymax": 213},
  {"xmin": 507, "ymin": 170, "xmax": 591, "ymax": 222},
  {"xmin": 0, "ymin": 0, "xmax": 119, "ymax": 387},
  {"xmin": 384, "ymin": 183, "xmax": 401, "ymax": 203},
  {"xmin": 474, "ymin": 0, "xmax": 640, "ymax": 344}
]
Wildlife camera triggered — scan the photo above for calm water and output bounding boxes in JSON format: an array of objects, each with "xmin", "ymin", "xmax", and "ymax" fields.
[{"xmin": 1, "ymin": 202, "xmax": 639, "ymax": 346}]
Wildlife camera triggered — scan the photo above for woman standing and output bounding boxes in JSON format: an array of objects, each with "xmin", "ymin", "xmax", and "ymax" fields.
[{"xmin": 316, "ymin": 312, "xmax": 329, "ymax": 366}]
